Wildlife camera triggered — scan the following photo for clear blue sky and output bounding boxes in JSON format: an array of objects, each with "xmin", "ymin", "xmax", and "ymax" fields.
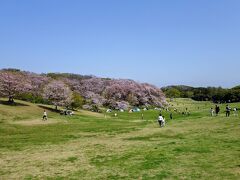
[{"xmin": 0, "ymin": 0, "xmax": 239, "ymax": 88}]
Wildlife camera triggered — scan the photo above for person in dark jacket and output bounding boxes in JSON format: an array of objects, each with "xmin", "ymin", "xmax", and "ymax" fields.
[{"xmin": 226, "ymin": 105, "xmax": 231, "ymax": 117}]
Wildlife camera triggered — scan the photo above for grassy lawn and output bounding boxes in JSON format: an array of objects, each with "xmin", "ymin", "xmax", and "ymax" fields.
[{"xmin": 0, "ymin": 98, "xmax": 239, "ymax": 179}]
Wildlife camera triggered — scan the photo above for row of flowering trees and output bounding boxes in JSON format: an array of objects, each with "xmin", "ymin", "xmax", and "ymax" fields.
[
  {"xmin": 0, "ymin": 70, "xmax": 72, "ymax": 109},
  {"xmin": 0, "ymin": 69, "xmax": 166, "ymax": 110},
  {"xmin": 63, "ymin": 78, "xmax": 167, "ymax": 110}
]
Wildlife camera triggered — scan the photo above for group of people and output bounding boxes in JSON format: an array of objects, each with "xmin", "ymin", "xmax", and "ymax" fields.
[
  {"xmin": 157, "ymin": 111, "xmax": 174, "ymax": 128},
  {"xmin": 226, "ymin": 105, "xmax": 238, "ymax": 117},
  {"xmin": 210, "ymin": 105, "xmax": 238, "ymax": 117},
  {"xmin": 42, "ymin": 104, "xmax": 238, "ymax": 126},
  {"xmin": 42, "ymin": 109, "xmax": 76, "ymax": 121},
  {"xmin": 210, "ymin": 105, "xmax": 220, "ymax": 116}
]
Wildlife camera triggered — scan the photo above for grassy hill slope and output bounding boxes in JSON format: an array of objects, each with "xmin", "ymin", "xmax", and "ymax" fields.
[{"xmin": 0, "ymin": 98, "xmax": 239, "ymax": 179}]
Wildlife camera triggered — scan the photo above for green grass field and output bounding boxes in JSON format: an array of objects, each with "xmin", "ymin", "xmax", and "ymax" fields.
[{"xmin": 0, "ymin": 98, "xmax": 239, "ymax": 179}]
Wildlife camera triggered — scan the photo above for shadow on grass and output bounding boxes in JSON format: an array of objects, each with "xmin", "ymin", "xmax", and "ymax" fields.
[
  {"xmin": 38, "ymin": 105, "xmax": 61, "ymax": 113},
  {"xmin": 0, "ymin": 100, "xmax": 29, "ymax": 106},
  {"xmin": 124, "ymin": 132, "xmax": 185, "ymax": 142}
]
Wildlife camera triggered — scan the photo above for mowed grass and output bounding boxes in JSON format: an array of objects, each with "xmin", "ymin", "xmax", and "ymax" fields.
[{"xmin": 0, "ymin": 98, "xmax": 239, "ymax": 179}]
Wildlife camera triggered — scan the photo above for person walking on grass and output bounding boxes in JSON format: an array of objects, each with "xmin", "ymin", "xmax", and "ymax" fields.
[
  {"xmin": 215, "ymin": 105, "xmax": 220, "ymax": 116},
  {"xmin": 42, "ymin": 110, "xmax": 48, "ymax": 121},
  {"xmin": 233, "ymin": 107, "xmax": 238, "ymax": 116},
  {"xmin": 210, "ymin": 108, "xmax": 215, "ymax": 117},
  {"xmin": 226, "ymin": 105, "xmax": 231, "ymax": 117},
  {"xmin": 158, "ymin": 114, "xmax": 165, "ymax": 127}
]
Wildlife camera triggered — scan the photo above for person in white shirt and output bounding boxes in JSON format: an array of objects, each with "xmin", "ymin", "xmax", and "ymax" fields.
[
  {"xmin": 210, "ymin": 108, "xmax": 215, "ymax": 117},
  {"xmin": 233, "ymin": 108, "xmax": 238, "ymax": 116},
  {"xmin": 42, "ymin": 110, "xmax": 48, "ymax": 121},
  {"xmin": 158, "ymin": 114, "xmax": 165, "ymax": 127}
]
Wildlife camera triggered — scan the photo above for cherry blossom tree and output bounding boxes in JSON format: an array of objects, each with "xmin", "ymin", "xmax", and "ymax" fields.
[
  {"xmin": 27, "ymin": 72, "xmax": 49, "ymax": 96},
  {"xmin": 141, "ymin": 83, "xmax": 167, "ymax": 107},
  {"xmin": 0, "ymin": 71, "xmax": 32, "ymax": 103},
  {"xmin": 43, "ymin": 80, "xmax": 73, "ymax": 109},
  {"xmin": 65, "ymin": 78, "xmax": 108, "ymax": 107},
  {"xmin": 116, "ymin": 101, "xmax": 129, "ymax": 110}
]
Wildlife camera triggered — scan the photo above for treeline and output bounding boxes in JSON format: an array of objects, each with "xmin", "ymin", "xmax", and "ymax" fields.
[
  {"xmin": 162, "ymin": 85, "xmax": 240, "ymax": 103},
  {"xmin": 0, "ymin": 68, "xmax": 167, "ymax": 111}
]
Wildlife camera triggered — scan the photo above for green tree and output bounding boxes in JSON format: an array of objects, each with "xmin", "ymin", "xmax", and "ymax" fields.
[
  {"xmin": 165, "ymin": 88, "xmax": 181, "ymax": 98},
  {"xmin": 185, "ymin": 91, "xmax": 194, "ymax": 98},
  {"xmin": 71, "ymin": 92, "xmax": 84, "ymax": 109}
]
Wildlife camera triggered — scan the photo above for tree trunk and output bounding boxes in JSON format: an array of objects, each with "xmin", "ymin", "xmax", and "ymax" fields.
[{"xmin": 8, "ymin": 96, "xmax": 14, "ymax": 104}]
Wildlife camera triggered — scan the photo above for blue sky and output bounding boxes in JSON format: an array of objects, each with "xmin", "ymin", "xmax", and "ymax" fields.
[{"xmin": 0, "ymin": 0, "xmax": 239, "ymax": 88}]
